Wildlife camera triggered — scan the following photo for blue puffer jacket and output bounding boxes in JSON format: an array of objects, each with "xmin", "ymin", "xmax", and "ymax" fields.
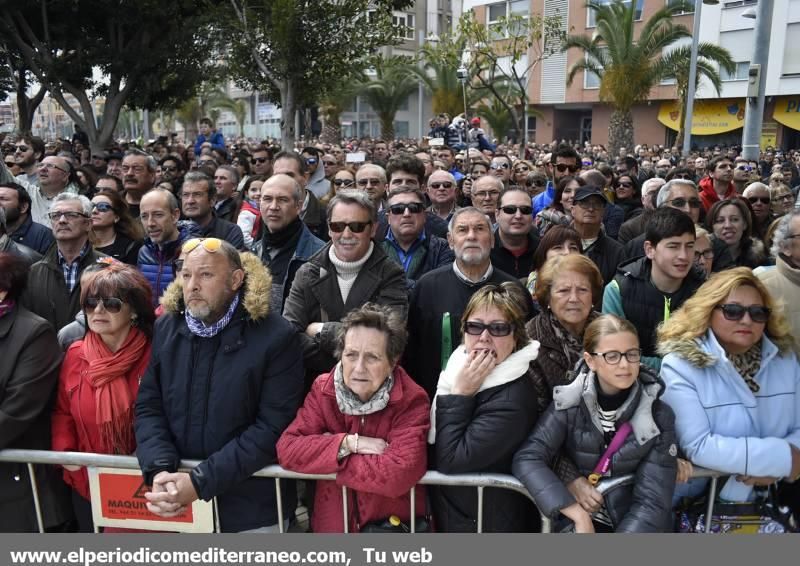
[{"xmin": 137, "ymin": 223, "xmax": 198, "ymax": 305}]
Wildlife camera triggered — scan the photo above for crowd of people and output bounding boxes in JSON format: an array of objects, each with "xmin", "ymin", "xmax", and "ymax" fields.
[{"xmin": 1, "ymin": 118, "xmax": 799, "ymax": 533}]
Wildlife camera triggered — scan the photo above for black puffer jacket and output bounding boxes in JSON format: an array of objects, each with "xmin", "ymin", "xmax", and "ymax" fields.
[
  {"xmin": 433, "ymin": 366, "xmax": 544, "ymax": 532},
  {"xmin": 512, "ymin": 363, "xmax": 677, "ymax": 533}
]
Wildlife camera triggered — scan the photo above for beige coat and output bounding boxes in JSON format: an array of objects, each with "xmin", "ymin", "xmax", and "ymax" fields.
[{"xmin": 757, "ymin": 256, "xmax": 800, "ymax": 349}]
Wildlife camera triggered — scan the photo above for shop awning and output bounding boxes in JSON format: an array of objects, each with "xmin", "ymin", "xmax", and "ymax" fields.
[
  {"xmin": 772, "ymin": 96, "xmax": 800, "ymax": 131},
  {"xmin": 658, "ymin": 99, "xmax": 745, "ymax": 134}
]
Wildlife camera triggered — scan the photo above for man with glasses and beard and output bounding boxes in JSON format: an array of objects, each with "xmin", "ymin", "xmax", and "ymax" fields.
[
  {"xmin": 283, "ymin": 190, "xmax": 407, "ymax": 388},
  {"xmin": 12, "ymin": 136, "xmax": 44, "ymax": 184},
  {"xmin": 1, "ymin": 154, "xmax": 80, "ymax": 225}
]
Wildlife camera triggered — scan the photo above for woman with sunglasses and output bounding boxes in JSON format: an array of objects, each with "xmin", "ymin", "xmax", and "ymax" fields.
[
  {"xmin": 51, "ymin": 260, "xmax": 156, "ymax": 531},
  {"xmin": 320, "ymin": 169, "xmax": 355, "ymax": 208},
  {"xmin": 512, "ymin": 160, "xmax": 533, "ymax": 188},
  {"xmin": 658, "ymin": 268, "xmax": 800, "ymax": 516},
  {"xmin": 706, "ymin": 198, "xmax": 767, "ymax": 269},
  {"xmin": 90, "ymin": 190, "xmax": 144, "ymax": 265},
  {"xmin": 612, "ymin": 174, "xmax": 642, "ymax": 222},
  {"xmin": 514, "ymin": 314, "xmax": 677, "ymax": 533},
  {"xmin": 431, "ymin": 283, "xmax": 545, "ymax": 532}
]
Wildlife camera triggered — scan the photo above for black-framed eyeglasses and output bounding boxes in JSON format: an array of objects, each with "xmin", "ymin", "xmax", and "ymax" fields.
[
  {"xmin": 500, "ymin": 205, "xmax": 533, "ymax": 215},
  {"xmin": 716, "ymin": 303, "xmax": 770, "ymax": 323},
  {"xmin": 83, "ymin": 296, "xmax": 125, "ymax": 314},
  {"xmin": 694, "ymin": 249, "xmax": 714, "ymax": 261},
  {"xmin": 590, "ymin": 349, "xmax": 641, "ymax": 364},
  {"xmin": 328, "ymin": 221, "xmax": 372, "ymax": 233},
  {"xmin": 388, "ymin": 203, "xmax": 425, "ymax": 215},
  {"xmin": 776, "ymin": 193, "xmax": 794, "ymax": 202},
  {"xmin": 747, "ymin": 196, "xmax": 770, "ymax": 204},
  {"xmin": 668, "ymin": 197, "xmax": 702, "ymax": 209},
  {"xmin": 92, "ymin": 202, "xmax": 115, "ymax": 213},
  {"xmin": 464, "ymin": 321, "xmax": 513, "ymax": 337},
  {"xmin": 333, "ymin": 179, "xmax": 354, "ymax": 187},
  {"xmin": 48, "ymin": 211, "xmax": 89, "ymax": 221}
]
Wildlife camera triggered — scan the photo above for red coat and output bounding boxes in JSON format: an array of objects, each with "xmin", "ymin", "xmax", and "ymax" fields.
[
  {"xmin": 51, "ymin": 339, "xmax": 151, "ymax": 499},
  {"xmin": 277, "ymin": 365, "xmax": 430, "ymax": 533},
  {"xmin": 698, "ymin": 176, "xmax": 736, "ymax": 213}
]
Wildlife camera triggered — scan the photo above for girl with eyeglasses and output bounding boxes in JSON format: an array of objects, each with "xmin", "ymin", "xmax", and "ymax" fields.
[
  {"xmin": 52, "ymin": 261, "xmax": 156, "ymax": 532},
  {"xmin": 90, "ymin": 190, "xmax": 144, "ymax": 265},
  {"xmin": 431, "ymin": 283, "xmax": 545, "ymax": 532},
  {"xmin": 658, "ymin": 268, "xmax": 800, "ymax": 522},
  {"xmin": 514, "ymin": 314, "xmax": 678, "ymax": 533}
]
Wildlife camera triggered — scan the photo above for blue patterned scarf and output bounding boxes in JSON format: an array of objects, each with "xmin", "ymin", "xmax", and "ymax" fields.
[{"xmin": 185, "ymin": 293, "xmax": 241, "ymax": 338}]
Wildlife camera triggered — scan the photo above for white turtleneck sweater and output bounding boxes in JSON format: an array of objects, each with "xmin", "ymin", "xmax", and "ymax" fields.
[{"xmin": 328, "ymin": 242, "xmax": 374, "ymax": 304}]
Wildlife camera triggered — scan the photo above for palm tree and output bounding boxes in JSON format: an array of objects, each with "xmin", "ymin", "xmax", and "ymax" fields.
[
  {"xmin": 319, "ymin": 72, "xmax": 364, "ymax": 143},
  {"xmin": 476, "ymin": 96, "xmax": 513, "ymax": 142},
  {"xmin": 563, "ymin": 0, "xmax": 693, "ymax": 156},
  {"xmin": 209, "ymin": 96, "xmax": 249, "ymax": 137},
  {"xmin": 411, "ymin": 32, "xmax": 467, "ymax": 118},
  {"xmin": 355, "ymin": 57, "xmax": 419, "ymax": 141},
  {"xmin": 656, "ymin": 43, "xmax": 736, "ymax": 149}
]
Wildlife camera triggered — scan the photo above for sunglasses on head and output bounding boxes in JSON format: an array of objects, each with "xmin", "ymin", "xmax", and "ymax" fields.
[
  {"xmin": 716, "ymin": 303, "xmax": 770, "ymax": 323},
  {"xmin": 464, "ymin": 321, "xmax": 513, "ymax": 337},
  {"xmin": 747, "ymin": 196, "xmax": 770, "ymax": 204},
  {"xmin": 388, "ymin": 202, "xmax": 425, "ymax": 215},
  {"xmin": 92, "ymin": 202, "xmax": 115, "ymax": 213},
  {"xmin": 333, "ymin": 179, "xmax": 354, "ymax": 187},
  {"xmin": 555, "ymin": 163, "xmax": 579, "ymax": 173},
  {"xmin": 182, "ymin": 237, "xmax": 223, "ymax": 254},
  {"xmin": 328, "ymin": 221, "xmax": 372, "ymax": 233},
  {"xmin": 83, "ymin": 296, "xmax": 125, "ymax": 314},
  {"xmin": 500, "ymin": 205, "xmax": 533, "ymax": 215}
]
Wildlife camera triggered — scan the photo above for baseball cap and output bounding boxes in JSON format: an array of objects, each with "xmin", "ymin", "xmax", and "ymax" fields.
[
  {"xmin": 470, "ymin": 118, "xmax": 480, "ymax": 126},
  {"xmin": 573, "ymin": 186, "xmax": 609, "ymax": 203}
]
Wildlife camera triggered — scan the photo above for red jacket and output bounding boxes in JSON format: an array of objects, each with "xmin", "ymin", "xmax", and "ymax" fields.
[
  {"xmin": 51, "ymin": 339, "xmax": 152, "ymax": 499},
  {"xmin": 277, "ymin": 365, "xmax": 430, "ymax": 533},
  {"xmin": 698, "ymin": 176, "xmax": 736, "ymax": 213}
]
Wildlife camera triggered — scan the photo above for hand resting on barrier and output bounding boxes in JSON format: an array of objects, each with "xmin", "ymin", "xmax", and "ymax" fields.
[
  {"xmin": 566, "ymin": 477, "xmax": 603, "ymax": 513},
  {"xmin": 144, "ymin": 471, "xmax": 198, "ymax": 518},
  {"xmin": 676, "ymin": 458, "xmax": 693, "ymax": 484}
]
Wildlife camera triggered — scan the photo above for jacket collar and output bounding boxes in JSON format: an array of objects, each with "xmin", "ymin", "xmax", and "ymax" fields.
[{"xmin": 553, "ymin": 361, "xmax": 664, "ymax": 445}]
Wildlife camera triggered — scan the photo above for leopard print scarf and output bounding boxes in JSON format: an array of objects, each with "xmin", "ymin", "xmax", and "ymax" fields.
[{"xmin": 728, "ymin": 342, "xmax": 762, "ymax": 393}]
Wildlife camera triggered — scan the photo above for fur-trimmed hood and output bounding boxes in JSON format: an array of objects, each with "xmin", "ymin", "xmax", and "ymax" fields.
[
  {"xmin": 159, "ymin": 251, "xmax": 273, "ymax": 321},
  {"xmin": 657, "ymin": 336, "xmax": 717, "ymax": 368}
]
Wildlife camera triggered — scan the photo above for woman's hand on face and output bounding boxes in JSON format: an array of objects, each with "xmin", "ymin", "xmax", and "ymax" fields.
[
  {"xmin": 676, "ymin": 458, "xmax": 693, "ymax": 484},
  {"xmin": 353, "ymin": 436, "xmax": 389, "ymax": 455},
  {"xmin": 451, "ymin": 349, "xmax": 497, "ymax": 396},
  {"xmin": 566, "ymin": 477, "xmax": 604, "ymax": 513}
]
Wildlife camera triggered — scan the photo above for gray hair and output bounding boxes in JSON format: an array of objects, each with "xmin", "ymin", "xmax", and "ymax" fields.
[
  {"xmin": 182, "ymin": 171, "xmax": 216, "ymax": 200},
  {"xmin": 217, "ymin": 165, "xmax": 240, "ymax": 185},
  {"xmin": 580, "ymin": 169, "xmax": 607, "ymax": 188},
  {"xmin": 771, "ymin": 209, "xmax": 800, "ymax": 258},
  {"xmin": 426, "ymin": 171, "xmax": 456, "ymax": 187},
  {"xmin": 448, "ymin": 206, "xmax": 492, "ymax": 233},
  {"xmin": 327, "ymin": 189, "xmax": 377, "ymax": 223},
  {"xmin": 50, "ymin": 192, "xmax": 92, "ymax": 216},
  {"xmin": 657, "ymin": 179, "xmax": 697, "ymax": 207},
  {"xmin": 743, "ymin": 182, "xmax": 769, "ymax": 196},
  {"xmin": 264, "ymin": 173, "xmax": 303, "ymax": 203},
  {"xmin": 335, "ymin": 303, "xmax": 407, "ymax": 363},
  {"xmin": 124, "ymin": 149, "xmax": 158, "ymax": 173},
  {"xmin": 642, "ymin": 177, "xmax": 666, "ymax": 195},
  {"xmin": 356, "ymin": 164, "xmax": 387, "ymax": 184}
]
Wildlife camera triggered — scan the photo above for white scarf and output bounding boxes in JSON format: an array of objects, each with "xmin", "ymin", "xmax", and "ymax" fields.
[{"xmin": 428, "ymin": 341, "xmax": 540, "ymax": 443}]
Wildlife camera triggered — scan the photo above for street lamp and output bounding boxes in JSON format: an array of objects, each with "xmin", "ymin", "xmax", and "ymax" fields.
[
  {"xmin": 741, "ymin": 1, "xmax": 774, "ymax": 161},
  {"xmin": 682, "ymin": 0, "xmax": 719, "ymax": 158}
]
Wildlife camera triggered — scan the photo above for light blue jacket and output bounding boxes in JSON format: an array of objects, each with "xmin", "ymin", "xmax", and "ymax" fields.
[{"xmin": 659, "ymin": 330, "xmax": 800, "ymax": 500}]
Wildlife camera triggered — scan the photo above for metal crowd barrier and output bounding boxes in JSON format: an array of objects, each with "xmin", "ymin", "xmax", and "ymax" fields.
[{"xmin": 0, "ymin": 449, "xmax": 724, "ymax": 534}]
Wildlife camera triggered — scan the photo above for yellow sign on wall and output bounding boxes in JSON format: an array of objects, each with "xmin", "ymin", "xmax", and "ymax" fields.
[
  {"xmin": 772, "ymin": 96, "xmax": 800, "ymax": 131},
  {"xmin": 761, "ymin": 120, "xmax": 778, "ymax": 149},
  {"xmin": 658, "ymin": 99, "xmax": 746, "ymax": 134}
]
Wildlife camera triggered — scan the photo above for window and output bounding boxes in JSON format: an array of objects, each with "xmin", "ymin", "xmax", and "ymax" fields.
[
  {"xmin": 722, "ymin": 0, "xmax": 758, "ymax": 9},
  {"xmin": 394, "ymin": 121, "xmax": 410, "ymax": 138},
  {"xmin": 721, "ymin": 61, "xmax": 750, "ymax": 81},
  {"xmin": 583, "ymin": 48, "xmax": 607, "ymax": 89},
  {"xmin": 392, "ymin": 11, "xmax": 415, "ymax": 40},
  {"xmin": 487, "ymin": 1, "xmax": 529, "ymax": 40},
  {"xmin": 667, "ymin": 0, "xmax": 694, "ymax": 15},
  {"xmin": 588, "ymin": 0, "xmax": 644, "ymax": 28},
  {"xmin": 783, "ymin": 23, "xmax": 800, "ymax": 76}
]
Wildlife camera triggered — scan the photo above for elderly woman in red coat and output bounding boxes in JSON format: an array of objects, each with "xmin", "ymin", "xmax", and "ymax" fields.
[{"xmin": 277, "ymin": 303, "xmax": 430, "ymax": 533}]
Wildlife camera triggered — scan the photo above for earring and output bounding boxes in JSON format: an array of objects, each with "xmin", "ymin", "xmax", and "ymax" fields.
[{"xmin": 130, "ymin": 315, "xmax": 138, "ymax": 327}]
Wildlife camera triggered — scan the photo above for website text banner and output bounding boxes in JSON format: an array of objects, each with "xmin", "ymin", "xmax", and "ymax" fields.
[{"xmin": 1, "ymin": 534, "xmax": 796, "ymax": 566}]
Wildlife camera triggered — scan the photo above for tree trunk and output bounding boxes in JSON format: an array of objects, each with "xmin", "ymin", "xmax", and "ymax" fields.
[
  {"xmin": 608, "ymin": 108, "xmax": 634, "ymax": 159},
  {"xmin": 279, "ymin": 80, "xmax": 296, "ymax": 150},
  {"xmin": 675, "ymin": 86, "xmax": 689, "ymax": 152},
  {"xmin": 12, "ymin": 65, "xmax": 45, "ymax": 136},
  {"xmin": 379, "ymin": 113, "xmax": 395, "ymax": 142}
]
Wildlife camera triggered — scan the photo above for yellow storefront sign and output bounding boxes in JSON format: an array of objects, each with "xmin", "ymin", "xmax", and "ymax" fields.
[
  {"xmin": 773, "ymin": 96, "xmax": 800, "ymax": 131},
  {"xmin": 658, "ymin": 99, "xmax": 745, "ymax": 134}
]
